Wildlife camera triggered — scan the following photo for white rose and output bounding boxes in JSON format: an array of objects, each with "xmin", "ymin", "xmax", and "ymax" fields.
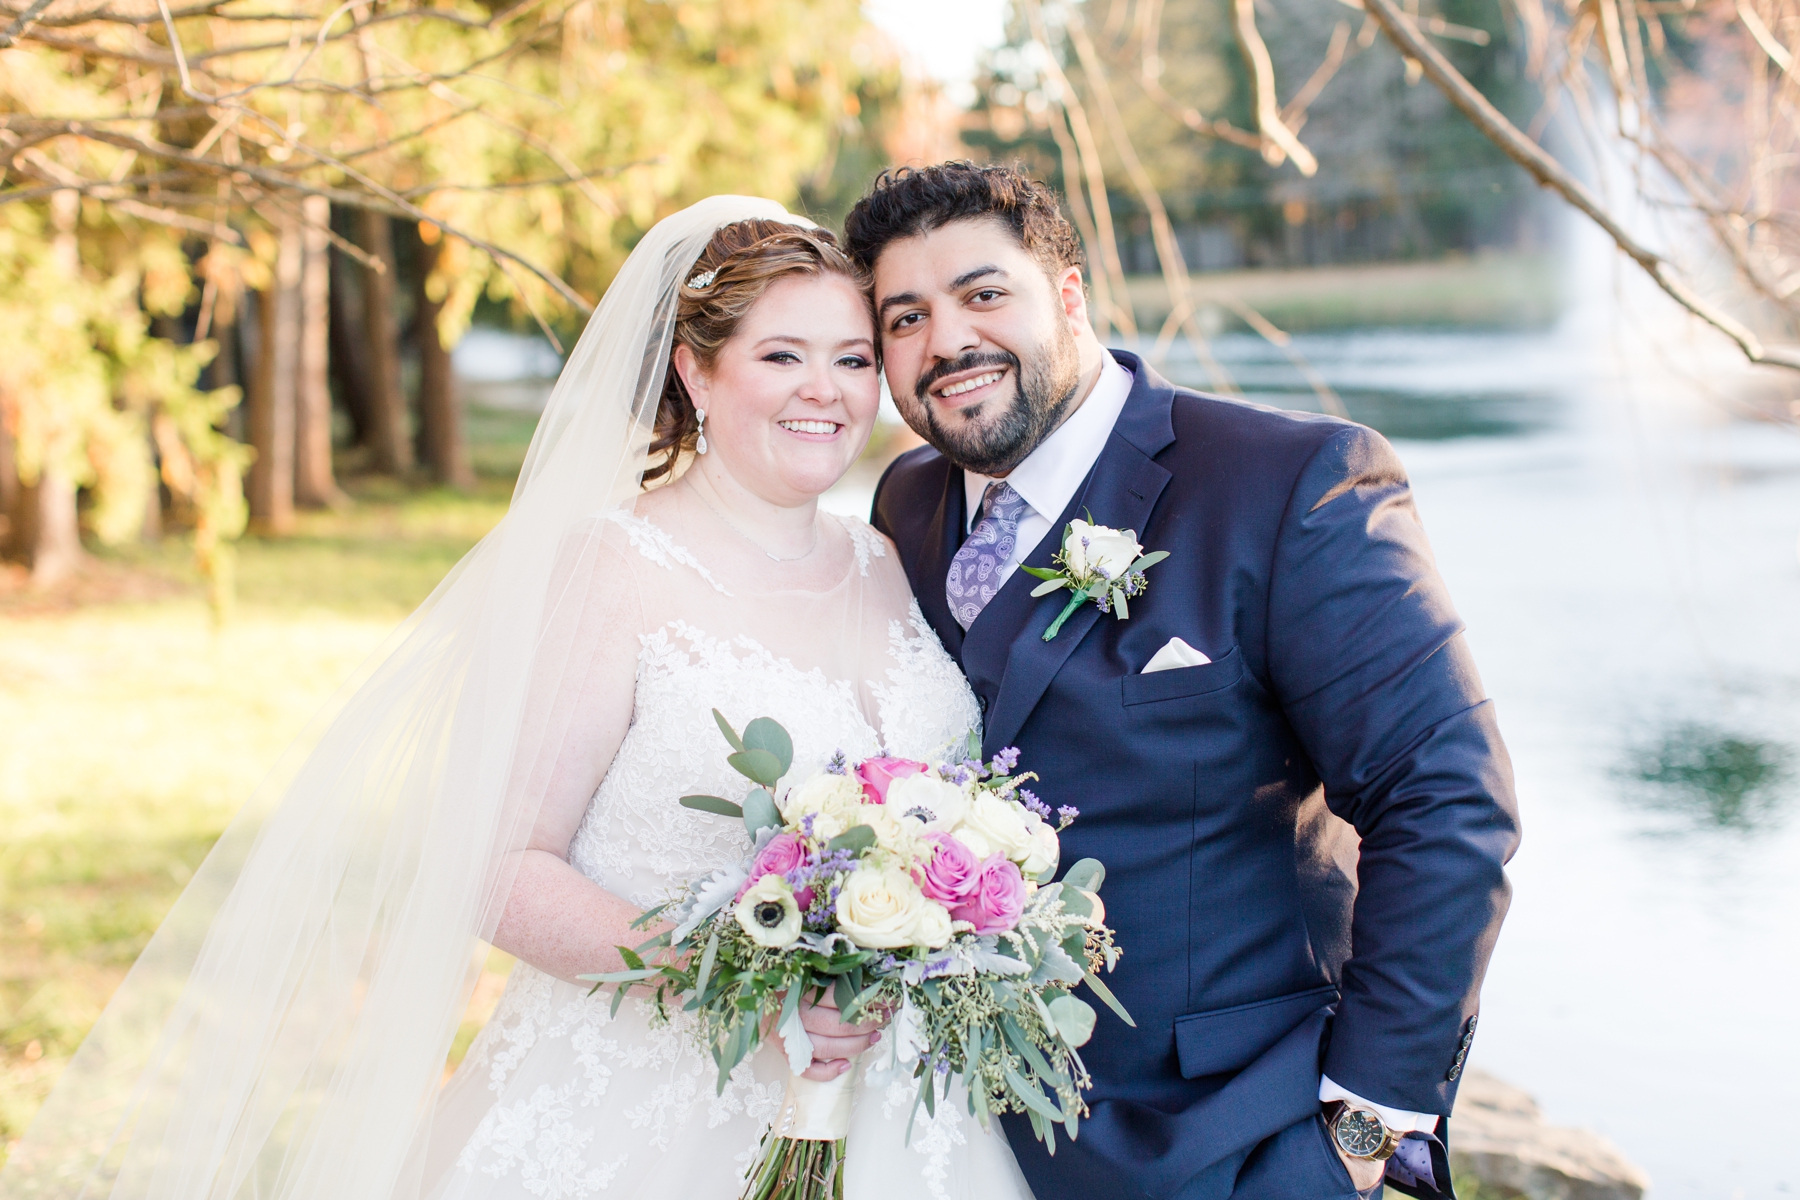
[
  {"xmin": 887, "ymin": 774, "xmax": 970, "ymax": 832},
  {"xmin": 1066, "ymin": 519, "xmax": 1142, "ymax": 582},
  {"xmin": 783, "ymin": 772, "xmax": 862, "ymax": 832},
  {"xmin": 957, "ymin": 793, "xmax": 1035, "ymax": 864},
  {"xmin": 836, "ymin": 865, "xmax": 938, "ymax": 949},
  {"xmin": 951, "ymin": 825, "xmax": 994, "ymax": 860},
  {"xmin": 909, "ymin": 898, "xmax": 954, "ymax": 949},
  {"xmin": 856, "ymin": 801, "xmax": 919, "ymax": 860},
  {"xmin": 1017, "ymin": 809, "xmax": 1061, "ymax": 878},
  {"xmin": 734, "ymin": 875, "xmax": 802, "ymax": 948}
]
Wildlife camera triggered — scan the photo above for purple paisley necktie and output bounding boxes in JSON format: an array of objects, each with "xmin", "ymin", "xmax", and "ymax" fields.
[{"xmin": 947, "ymin": 481, "xmax": 1030, "ymax": 630}]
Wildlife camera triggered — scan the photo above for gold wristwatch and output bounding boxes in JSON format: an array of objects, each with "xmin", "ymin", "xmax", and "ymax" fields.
[{"xmin": 1325, "ymin": 1100, "xmax": 1401, "ymax": 1162}]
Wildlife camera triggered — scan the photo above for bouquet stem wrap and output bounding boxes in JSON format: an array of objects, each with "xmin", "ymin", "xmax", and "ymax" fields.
[
  {"xmin": 741, "ymin": 1067, "xmax": 856, "ymax": 1200},
  {"xmin": 776, "ymin": 1066, "xmax": 858, "ymax": 1140}
]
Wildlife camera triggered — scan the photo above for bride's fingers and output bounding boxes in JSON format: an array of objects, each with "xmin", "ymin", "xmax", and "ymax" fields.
[
  {"xmin": 798, "ymin": 998, "xmax": 877, "ymax": 1039},
  {"xmin": 800, "ymin": 1058, "xmax": 853, "ymax": 1082},
  {"xmin": 806, "ymin": 1029, "xmax": 877, "ymax": 1061}
]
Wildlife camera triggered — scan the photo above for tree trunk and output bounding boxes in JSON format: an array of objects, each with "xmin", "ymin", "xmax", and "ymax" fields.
[
  {"xmin": 248, "ymin": 212, "xmax": 301, "ymax": 534},
  {"xmin": 295, "ymin": 195, "xmax": 343, "ymax": 507},
  {"xmin": 413, "ymin": 238, "xmax": 473, "ymax": 489},
  {"xmin": 18, "ymin": 188, "xmax": 88, "ymax": 583},
  {"xmin": 328, "ymin": 225, "xmax": 375, "ymax": 449},
  {"xmin": 0, "ymin": 407, "xmax": 17, "ymax": 556},
  {"xmin": 354, "ymin": 209, "xmax": 412, "ymax": 475},
  {"xmin": 16, "ymin": 471, "xmax": 83, "ymax": 586}
]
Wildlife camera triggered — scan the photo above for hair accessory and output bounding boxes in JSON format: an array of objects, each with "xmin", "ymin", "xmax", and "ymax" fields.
[
  {"xmin": 686, "ymin": 267, "xmax": 718, "ymax": 290},
  {"xmin": 694, "ymin": 407, "xmax": 708, "ymax": 455}
]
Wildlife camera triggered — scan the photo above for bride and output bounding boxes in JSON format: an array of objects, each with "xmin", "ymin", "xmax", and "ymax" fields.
[{"xmin": 0, "ymin": 198, "xmax": 1035, "ymax": 1200}]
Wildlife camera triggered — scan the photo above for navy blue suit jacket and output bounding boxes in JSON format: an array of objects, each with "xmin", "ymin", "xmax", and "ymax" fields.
[{"xmin": 871, "ymin": 353, "xmax": 1520, "ymax": 1200}]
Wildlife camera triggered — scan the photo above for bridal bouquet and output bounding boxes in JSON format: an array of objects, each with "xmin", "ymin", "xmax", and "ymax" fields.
[{"xmin": 580, "ymin": 711, "xmax": 1131, "ymax": 1200}]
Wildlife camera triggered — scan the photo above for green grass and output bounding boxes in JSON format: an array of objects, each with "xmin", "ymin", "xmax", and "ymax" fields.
[
  {"xmin": 1124, "ymin": 253, "xmax": 1565, "ymax": 333},
  {"xmin": 0, "ymin": 441, "xmax": 525, "ymax": 1160}
]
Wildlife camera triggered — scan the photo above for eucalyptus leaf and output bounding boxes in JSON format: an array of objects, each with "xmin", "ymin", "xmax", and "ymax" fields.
[
  {"xmin": 1111, "ymin": 586, "xmax": 1128, "ymax": 619},
  {"xmin": 1047, "ymin": 994, "xmax": 1097, "ymax": 1047},
  {"xmin": 1128, "ymin": 550, "xmax": 1170, "ymax": 572},
  {"xmin": 1030, "ymin": 577, "xmax": 1071, "ymax": 597},
  {"xmin": 628, "ymin": 902, "xmax": 670, "ymax": 930},
  {"xmin": 742, "ymin": 717, "xmax": 794, "ymax": 776},
  {"xmin": 1057, "ymin": 887, "xmax": 1092, "ymax": 920},
  {"xmin": 825, "ymin": 824, "xmax": 876, "ymax": 856},
  {"xmin": 1061, "ymin": 858, "xmax": 1105, "ymax": 893},
  {"xmin": 575, "ymin": 968, "xmax": 658, "ymax": 985},
  {"xmin": 1003, "ymin": 1060, "xmax": 1064, "ymax": 1125},
  {"xmin": 694, "ymin": 927, "xmax": 722, "ymax": 1002},
  {"xmin": 712, "ymin": 709, "xmax": 745, "ymax": 752},
  {"xmin": 1082, "ymin": 969, "xmax": 1137, "ymax": 1027},
  {"xmin": 679, "ymin": 794, "xmax": 744, "ymax": 819},
  {"xmin": 742, "ymin": 787, "xmax": 782, "ymax": 838},
  {"xmin": 726, "ymin": 748, "xmax": 783, "ymax": 787}
]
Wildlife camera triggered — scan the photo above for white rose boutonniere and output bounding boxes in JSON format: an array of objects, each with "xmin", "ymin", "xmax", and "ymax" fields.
[{"xmin": 1023, "ymin": 515, "xmax": 1170, "ymax": 640}]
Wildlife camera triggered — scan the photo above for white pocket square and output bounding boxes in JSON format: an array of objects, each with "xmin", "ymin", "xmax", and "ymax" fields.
[{"xmin": 1142, "ymin": 637, "xmax": 1211, "ymax": 673}]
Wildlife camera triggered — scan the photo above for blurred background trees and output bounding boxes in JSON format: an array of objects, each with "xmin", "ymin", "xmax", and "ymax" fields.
[
  {"xmin": 3, "ymin": 0, "xmax": 1795, "ymax": 615},
  {"xmin": 0, "ymin": 0, "xmax": 911, "ymax": 610}
]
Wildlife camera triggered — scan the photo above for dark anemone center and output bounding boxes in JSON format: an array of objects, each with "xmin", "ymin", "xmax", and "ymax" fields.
[{"xmin": 754, "ymin": 901, "xmax": 786, "ymax": 928}]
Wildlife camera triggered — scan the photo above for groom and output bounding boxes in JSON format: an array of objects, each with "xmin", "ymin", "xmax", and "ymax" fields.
[{"xmin": 842, "ymin": 163, "xmax": 1520, "ymax": 1199}]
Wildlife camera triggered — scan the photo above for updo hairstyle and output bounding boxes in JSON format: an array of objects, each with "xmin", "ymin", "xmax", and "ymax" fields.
[{"xmin": 644, "ymin": 219, "xmax": 872, "ymax": 485}]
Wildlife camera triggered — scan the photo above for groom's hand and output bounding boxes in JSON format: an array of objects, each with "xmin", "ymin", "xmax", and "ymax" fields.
[
  {"xmin": 793, "ymin": 993, "xmax": 884, "ymax": 1082},
  {"xmin": 1334, "ymin": 1145, "xmax": 1386, "ymax": 1193}
]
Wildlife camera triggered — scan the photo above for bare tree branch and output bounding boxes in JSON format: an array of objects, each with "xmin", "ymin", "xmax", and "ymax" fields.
[{"xmin": 1362, "ymin": 0, "xmax": 1800, "ymax": 369}]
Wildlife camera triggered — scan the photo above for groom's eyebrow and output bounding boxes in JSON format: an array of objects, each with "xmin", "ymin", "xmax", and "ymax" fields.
[{"xmin": 875, "ymin": 265, "xmax": 1008, "ymax": 319}]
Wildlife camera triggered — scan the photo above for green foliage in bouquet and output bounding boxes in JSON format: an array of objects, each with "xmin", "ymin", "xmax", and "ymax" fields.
[{"xmin": 580, "ymin": 711, "xmax": 1134, "ymax": 1196}]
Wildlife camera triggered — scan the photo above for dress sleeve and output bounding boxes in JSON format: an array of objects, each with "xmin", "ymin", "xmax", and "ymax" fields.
[{"xmin": 510, "ymin": 517, "xmax": 648, "ymax": 861}]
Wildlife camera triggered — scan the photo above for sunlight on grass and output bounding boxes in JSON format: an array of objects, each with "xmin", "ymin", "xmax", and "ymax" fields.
[{"xmin": 0, "ymin": 474, "xmax": 517, "ymax": 1159}]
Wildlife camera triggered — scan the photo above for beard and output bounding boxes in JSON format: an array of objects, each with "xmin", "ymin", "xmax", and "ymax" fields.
[{"xmin": 908, "ymin": 319, "xmax": 1083, "ymax": 477}]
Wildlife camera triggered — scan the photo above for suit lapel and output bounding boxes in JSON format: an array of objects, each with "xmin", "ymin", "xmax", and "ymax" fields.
[
  {"xmin": 912, "ymin": 459, "xmax": 967, "ymax": 661},
  {"xmin": 967, "ymin": 357, "xmax": 1176, "ymax": 753}
]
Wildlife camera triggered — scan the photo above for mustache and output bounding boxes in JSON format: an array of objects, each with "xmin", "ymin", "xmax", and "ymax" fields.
[{"xmin": 914, "ymin": 351, "xmax": 1018, "ymax": 405}]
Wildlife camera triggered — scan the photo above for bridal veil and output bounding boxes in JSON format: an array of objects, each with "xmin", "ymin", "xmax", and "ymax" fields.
[{"xmin": 1, "ymin": 196, "xmax": 812, "ymax": 1200}]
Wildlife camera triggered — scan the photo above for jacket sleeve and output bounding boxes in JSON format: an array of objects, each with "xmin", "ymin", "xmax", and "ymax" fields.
[{"xmin": 1264, "ymin": 423, "xmax": 1521, "ymax": 1117}]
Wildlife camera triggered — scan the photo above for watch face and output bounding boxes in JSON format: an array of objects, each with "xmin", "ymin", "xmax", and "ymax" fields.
[{"xmin": 1333, "ymin": 1107, "xmax": 1389, "ymax": 1158}]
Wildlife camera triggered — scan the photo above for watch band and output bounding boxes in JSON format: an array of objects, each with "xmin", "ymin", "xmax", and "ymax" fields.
[{"xmin": 1324, "ymin": 1100, "xmax": 1401, "ymax": 1162}]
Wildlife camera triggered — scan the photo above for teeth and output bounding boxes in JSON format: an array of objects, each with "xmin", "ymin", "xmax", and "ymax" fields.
[
  {"xmin": 939, "ymin": 371, "xmax": 1003, "ymax": 398},
  {"xmin": 779, "ymin": 420, "xmax": 840, "ymax": 435}
]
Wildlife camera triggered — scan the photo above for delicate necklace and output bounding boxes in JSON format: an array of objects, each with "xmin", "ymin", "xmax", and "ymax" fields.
[{"xmin": 692, "ymin": 484, "xmax": 820, "ymax": 563}]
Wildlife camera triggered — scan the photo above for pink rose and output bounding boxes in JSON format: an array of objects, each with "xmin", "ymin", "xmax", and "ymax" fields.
[
  {"xmin": 950, "ymin": 856, "xmax": 1027, "ymax": 935},
  {"xmin": 738, "ymin": 833, "xmax": 808, "ymax": 900},
  {"xmin": 855, "ymin": 756, "xmax": 929, "ymax": 805},
  {"xmin": 917, "ymin": 833, "xmax": 981, "ymax": 905}
]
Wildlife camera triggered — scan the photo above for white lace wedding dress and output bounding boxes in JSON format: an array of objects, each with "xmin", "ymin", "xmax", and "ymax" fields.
[{"xmin": 419, "ymin": 502, "xmax": 1036, "ymax": 1200}]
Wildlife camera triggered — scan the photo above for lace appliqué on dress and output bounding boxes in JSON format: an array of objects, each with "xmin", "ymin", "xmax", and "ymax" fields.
[
  {"xmin": 877, "ymin": 1074, "xmax": 971, "ymax": 1200},
  {"xmin": 600, "ymin": 510, "xmax": 732, "ymax": 597},
  {"xmin": 831, "ymin": 513, "xmax": 888, "ymax": 578},
  {"xmin": 870, "ymin": 600, "xmax": 982, "ymax": 759}
]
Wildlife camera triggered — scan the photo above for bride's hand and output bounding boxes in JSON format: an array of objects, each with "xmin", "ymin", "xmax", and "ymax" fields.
[{"xmin": 791, "ymin": 992, "xmax": 885, "ymax": 1081}]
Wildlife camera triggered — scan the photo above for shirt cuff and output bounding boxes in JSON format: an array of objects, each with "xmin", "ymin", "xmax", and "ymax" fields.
[{"xmin": 1318, "ymin": 1075, "xmax": 1441, "ymax": 1135}]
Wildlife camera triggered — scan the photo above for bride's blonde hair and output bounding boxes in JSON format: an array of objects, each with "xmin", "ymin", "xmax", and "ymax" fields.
[{"xmin": 645, "ymin": 218, "xmax": 871, "ymax": 484}]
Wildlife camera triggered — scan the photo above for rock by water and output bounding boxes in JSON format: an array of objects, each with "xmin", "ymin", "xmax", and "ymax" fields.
[{"xmin": 1451, "ymin": 1070, "xmax": 1651, "ymax": 1200}]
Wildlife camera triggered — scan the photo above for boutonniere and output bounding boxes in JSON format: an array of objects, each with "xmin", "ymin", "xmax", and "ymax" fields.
[{"xmin": 1021, "ymin": 517, "xmax": 1170, "ymax": 641}]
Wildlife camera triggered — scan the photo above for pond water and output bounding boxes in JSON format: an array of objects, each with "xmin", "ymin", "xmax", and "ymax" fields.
[{"xmin": 829, "ymin": 315, "xmax": 1800, "ymax": 1198}]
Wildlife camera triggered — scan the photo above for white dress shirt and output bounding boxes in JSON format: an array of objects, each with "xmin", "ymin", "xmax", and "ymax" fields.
[{"xmin": 962, "ymin": 348, "xmax": 1440, "ymax": 1145}]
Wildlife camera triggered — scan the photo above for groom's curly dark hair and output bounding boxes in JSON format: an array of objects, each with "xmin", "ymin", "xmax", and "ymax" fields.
[{"xmin": 843, "ymin": 161, "xmax": 1084, "ymax": 279}]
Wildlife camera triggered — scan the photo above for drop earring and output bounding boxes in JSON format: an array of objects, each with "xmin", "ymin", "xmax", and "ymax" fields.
[{"xmin": 694, "ymin": 408, "xmax": 708, "ymax": 455}]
